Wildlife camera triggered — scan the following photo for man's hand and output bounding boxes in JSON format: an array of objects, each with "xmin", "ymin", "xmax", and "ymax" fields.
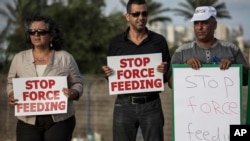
[
  {"xmin": 157, "ymin": 62, "xmax": 167, "ymax": 73},
  {"xmin": 186, "ymin": 58, "xmax": 201, "ymax": 70},
  {"xmin": 102, "ymin": 65, "xmax": 113, "ymax": 77},
  {"xmin": 220, "ymin": 58, "xmax": 231, "ymax": 70}
]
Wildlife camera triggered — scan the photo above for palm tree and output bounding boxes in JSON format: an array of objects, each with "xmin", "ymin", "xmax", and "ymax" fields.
[
  {"xmin": 0, "ymin": 0, "xmax": 44, "ymax": 52},
  {"xmin": 0, "ymin": 0, "xmax": 44, "ymax": 37},
  {"xmin": 0, "ymin": 0, "xmax": 45, "ymax": 72},
  {"xmin": 120, "ymin": 0, "xmax": 172, "ymax": 25},
  {"xmin": 173, "ymin": 0, "xmax": 231, "ymax": 21}
]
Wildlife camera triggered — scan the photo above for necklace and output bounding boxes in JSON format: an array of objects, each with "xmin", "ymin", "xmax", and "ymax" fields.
[
  {"xmin": 33, "ymin": 49, "xmax": 52, "ymax": 63},
  {"xmin": 37, "ymin": 57, "xmax": 45, "ymax": 61}
]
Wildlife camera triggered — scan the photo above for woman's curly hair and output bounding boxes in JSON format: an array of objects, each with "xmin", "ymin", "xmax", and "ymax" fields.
[{"xmin": 24, "ymin": 14, "xmax": 64, "ymax": 51}]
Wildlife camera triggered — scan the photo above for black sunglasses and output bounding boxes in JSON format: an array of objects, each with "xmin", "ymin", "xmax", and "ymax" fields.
[
  {"xmin": 129, "ymin": 11, "xmax": 148, "ymax": 17},
  {"xmin": 28, "ymin": 29, "xmax": 50, "ymax": 36}
]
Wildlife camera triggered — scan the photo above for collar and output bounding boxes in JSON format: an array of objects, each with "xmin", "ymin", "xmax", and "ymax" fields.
[
  {"xmin": 194, "ymin": 38, "xmax": 218, "ymax": 49},
  {"xmin": 123, "ymin": 27, "xmax": 150, "ymax": 41}
]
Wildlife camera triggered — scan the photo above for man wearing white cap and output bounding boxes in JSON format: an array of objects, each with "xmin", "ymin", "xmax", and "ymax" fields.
[{"xmin": 167, "ymin": 6, "xmax": 249, "ymax": 88}]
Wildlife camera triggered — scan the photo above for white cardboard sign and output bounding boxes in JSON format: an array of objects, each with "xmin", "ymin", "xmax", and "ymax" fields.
[
  {"xmin": 107, "ymin": 53, "xmax": 164, "ymax": 95},
  {"xmin": 172, "ymin": 64, "xmax": 242, "ymax": 141},
  {"xmin": 13, "ymin": 76, "xmax": 68, "ymax": 116}
]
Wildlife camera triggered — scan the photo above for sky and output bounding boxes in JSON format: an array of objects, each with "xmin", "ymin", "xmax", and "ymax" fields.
[
  {"xmin": 104, "ymin": 0, "xmax": 250, "ymax": 41},
  {"xmin": 1, "ymin": 0, "xmax": 250, "ymax": 40}
]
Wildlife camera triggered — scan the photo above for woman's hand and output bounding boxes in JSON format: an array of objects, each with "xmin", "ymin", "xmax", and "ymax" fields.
[
  {"xmin": 62, "ymin": 88, "xmax": 78, "ymax": 100},
  {"xmin": 8, "ymin": 92, "xmax": 18, "ymax": 106}
]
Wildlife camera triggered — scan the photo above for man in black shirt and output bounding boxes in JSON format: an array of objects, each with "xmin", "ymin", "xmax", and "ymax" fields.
[{"xmin": 102, "ymin": 0, "xmax": 171, "ymax": 141}]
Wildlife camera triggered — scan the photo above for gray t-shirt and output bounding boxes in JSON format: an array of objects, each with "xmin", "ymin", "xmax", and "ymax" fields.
[
  {"xmin": 168, "ymin": 39, "xmax": 249, "ymax": 76},
  {"xmin": 171, "ymin": 39, "xmax": 248, "ymax": 65}
]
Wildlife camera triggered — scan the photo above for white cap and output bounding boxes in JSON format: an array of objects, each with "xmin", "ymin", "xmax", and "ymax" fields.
[{"xmin": 190, "ymin": 6, "xmax": 217, "ymax": 22}]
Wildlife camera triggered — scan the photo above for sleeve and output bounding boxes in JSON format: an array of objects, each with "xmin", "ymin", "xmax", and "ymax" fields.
[
  {"xmin": 6, "ymin": 55, "xmax": 18, "ymax": 96},
  {"xmin": 67, "ymin": 54, "xmax": 83, "ymax": 99},
  {"xmin": 162, "ymin": 38, "xmax": 171, "ymax": 83}
]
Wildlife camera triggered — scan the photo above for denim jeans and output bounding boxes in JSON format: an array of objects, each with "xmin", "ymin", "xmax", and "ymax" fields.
[
  {"xmin": 16, "ymin": 115, "xmax": 75, "ymax": 141},
  {"xmin": 113, "ymin": 96, "xmax": 164, "ymax": 141}
]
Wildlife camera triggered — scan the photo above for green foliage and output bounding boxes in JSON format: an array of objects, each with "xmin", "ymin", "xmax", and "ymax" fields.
[{"xmin": 0, "ymin": 0, "xmax": 127, "ymax": 74}]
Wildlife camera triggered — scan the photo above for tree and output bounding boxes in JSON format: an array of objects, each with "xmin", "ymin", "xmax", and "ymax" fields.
[
  {"xmin": 173, "ymin": 0, "xmax": 231, "ymax": 21},
  {"xmin": 120, "ymin": 0, "xmax": 172, "ymax": 25},
  {"xmin": 0, "ymin": 0, "xmax": 44, "ymax": 72},
  {"xmin": 0, "ymin": 0, "xmax": 128, "ymax": 74},
  {"xmin": 43, "ymin": 0, "xmax": 126, "ymax": 74}
]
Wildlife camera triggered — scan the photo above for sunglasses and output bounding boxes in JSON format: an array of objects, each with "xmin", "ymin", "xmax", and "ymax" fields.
[
  {"xmin": 28, "ymin": 29, "xmax": 50, "ymax": 36},
  {"xmin": 129, "ymin": 11, "xmax": 148, "ymax": 17}
]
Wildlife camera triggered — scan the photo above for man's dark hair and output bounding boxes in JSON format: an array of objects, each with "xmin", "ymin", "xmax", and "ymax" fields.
[{"xmin": 126, "ymin": 0, "xmax": 147, "ymax": 13}]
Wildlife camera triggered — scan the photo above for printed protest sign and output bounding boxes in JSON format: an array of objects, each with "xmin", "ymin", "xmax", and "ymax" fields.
[
  {"xmin": 13, "ymin": 76, "xmax": 68, "ymax": 116},
  {"xmin": 107, "ymin": 53, "xmax": 164, "ymax": 95},
  {"xmin": 172, "ymin": 64, "xmax": 242, "ymax": 141}
]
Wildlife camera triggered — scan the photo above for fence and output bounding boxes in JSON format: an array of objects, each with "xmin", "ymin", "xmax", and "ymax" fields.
[{"xmin": 0, "ymin": 74, "xmax": 248, "ymax": 141}]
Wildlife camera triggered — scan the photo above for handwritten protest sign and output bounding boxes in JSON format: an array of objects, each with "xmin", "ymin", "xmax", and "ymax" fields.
[
  {"xmin": 13, "ymin": 76, "xmax": 68, "ymax": 116},
  {"xmin": 172, "ymin": 64, "xmax": 242, "ymax": 141},
  {"xmin": 107, "ymin": 53, "xmax": 164, "ymax": 95}
]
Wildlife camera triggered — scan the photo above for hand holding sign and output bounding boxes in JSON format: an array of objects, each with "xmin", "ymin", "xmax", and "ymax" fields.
[
  {"xmin": 8, "ymin": 91, "xmax": 18, "ymax": 106},
  {"xmin": 62, "ymin": 88, "xmax": 79, "ymax": 100},
  {"xmin": 102, "ymin": 66, "xmax": 113, "ymax": 77},
  {"xmin": 172, "ymin": 64, "xmax": 242, "ymax": 141}
]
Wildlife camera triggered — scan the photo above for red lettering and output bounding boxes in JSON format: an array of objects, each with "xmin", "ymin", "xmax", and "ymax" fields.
[
  {"xmin": 22, "ymin": 90, "xmax": 62, "ymax": 101},
  {"xmin": 134, "ymin": 58, "xmax": 142, "ymax": 67},
  {"xmin": 117, "ymin": 70, "xmax": 123, "ymax": 79},
  {"xmin": 40, "ymin": 80, "xmax": 48, "ymax": 89},
  {"xmin": 25, "ymin": 80, "xmax": 33, "ymax": 89},
  {"xmin": 211, "ymin": 101, "xmax": 223, "ymax": 114},
  {"xmin": 131, "ymin": 81, "xmax": 140, "ymax": 90},
  {"xmin": 111, "ymin": 82, "xmax": 117, "ymax": 91},
  {"xmin": 54, "ymin": 90, "xmax": 60, "ymax": 100},
  {"xmin": 38, "ymin": 91, "xmax": 46, "ymax": 100},
  {"xmin": 16, "ymin": 101, "xmax": 66, "ymax": 113},
  {"xmin": 37, "ymin": 102, "xmax": 44, "ymax": 111},
  {"xmin": 48, "ymin": 80, "xmax": 55, "ymax": 88},
  {"xmin": 29, "ymin": 103, "xmax": 36, "ymax": 112},
  {"xmin": 30, "ymin": 91, "xmax": 38, "ymax": 100},
  {"xmin": 110, "ymin": 79, "xmax": 162, "ymax": 92},
  {"xmin": 119, "ymin": 57, "xmax": 151, "ymax": 68},
  {"xmin": 23, "ymin": 103, "xmax": 29, "ymax": 112},
  {"xmin": 32, "ymin": 80, "xmax": 40, "ymax": 89},
  {"xmin": 148, "ymin": 68, "xmax": 154, "ymax": 77},
  {"xmin": 23, "ymin": 92, "xmax": 29, "ymax": 101},
  {"xmin": 187, "ymin": 97, "xmax": 239, "ymax": 115},
  {"xmin": 143, "ymin": 57, "xmax": 150, "ymax": 66},
  {"xmin": 228, "ymin": 102, "xmax": 238, "ymax": 115},
  {"xmin": 127, "ymin": 58, "xmax": 134, "ymax": 67},
  {"xmin": 120, "ymin": 58, "xmax": 127, "ymax": 68},
  {"xmin": 16, "ymin": 103, "xmax": 23, "ymax": 112},
  {"xmin": 25, "ymin": 79, "xmax": 56, "ymax": 90},
  {"xmin": 132, "ymin": 69, "xmax": 140, "ymax": 78},
  {"xmin": 116, "ymin": 68, "xmax": 155, "ymax": 79}
]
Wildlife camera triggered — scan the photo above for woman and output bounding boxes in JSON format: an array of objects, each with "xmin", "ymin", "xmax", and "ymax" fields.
[{"xmin": 6, "ymin": 15, "xmax": 83, "ymax": 141}]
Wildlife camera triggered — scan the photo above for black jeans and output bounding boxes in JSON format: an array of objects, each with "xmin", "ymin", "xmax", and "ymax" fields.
[
  {"xmin": 16, "ymin": 115, "xmax": 75, "ymax": 141},
  {"xmin": 113, "ymin": 95, "xmax": 164, "ymax": 141}
]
